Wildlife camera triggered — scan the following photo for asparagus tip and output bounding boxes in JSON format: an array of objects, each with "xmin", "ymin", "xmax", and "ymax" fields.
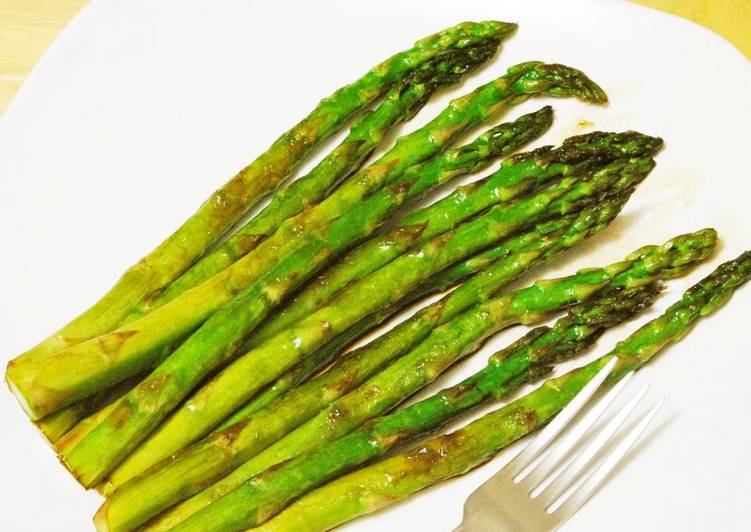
[{"xmin": 509, "ymin": 62, "xmax": 608, "ymax": 104}]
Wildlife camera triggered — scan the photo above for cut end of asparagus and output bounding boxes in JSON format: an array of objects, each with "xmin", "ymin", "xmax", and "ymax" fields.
[
  {"xmin": 58, "ymin": 453, "xmax": 89, "ymax": 489},
  {"xmin": 6, "ymin": 357, "xmax": 84, "ymax": 421},
  {"xmin": 93, "ymin": 502, "xmax": 109, "ymax": 532},
  {"xmin": 6, "ymin": 375, "xmax": 38, "ymax": 420}
]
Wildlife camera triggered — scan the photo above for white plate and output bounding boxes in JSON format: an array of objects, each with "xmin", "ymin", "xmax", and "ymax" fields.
[{"xmin": 1, "ymin": 0, "xmax": 749, "ymax": 530}]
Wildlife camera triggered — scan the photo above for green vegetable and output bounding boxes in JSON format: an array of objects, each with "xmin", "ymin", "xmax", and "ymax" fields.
[
  {"xmin": 28, "ymin": 35, "xmax": 505, "ymax": 444},
  {"xmin": 75, "ymin": 146, "xmax": 639, "ymax": 491},
  {"xmin": 101, "ymin": 284, "xmax": 657, "ymax": 532},
  {"xmin": 140, "ymin": 228, "xmax": 715, "ymax": 530},
  {"xmin": 7, "ymin": 21, "xmax": 513, "ymax": 368},
  {"xmin": 9, "ymin": 61, "xmax": 603, "ymax": 424},
  {"xmin": 105, "ymin": 122, "xmax": 657, "ymax": 493},
  {"xmin": 251, "ymin": 251, "xmax": 751, "ymax": 532},
  {"xmin": 35, "ymin": 375, "xmax": 142, "ymax": 444},
  {"xmin": 161, "ymin": 285, "xmax": 659, "ymax": 531},
  {"xmin": 94, "ymin": 196, "xmax": 624, "ymax": 519},
  {"xmin": 250, "ymin": 130, "xmax": 663, "ymax": 345},
  {"xmin": 215, "ymin": 192, "xmax": 629, "ymax": 432},
  {"xmin": 128, "ymin": 41, "xmax": 502, "ymax": 316}
]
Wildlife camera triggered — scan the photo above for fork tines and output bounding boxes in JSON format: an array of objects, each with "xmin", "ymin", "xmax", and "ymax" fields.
[{"xmin": 457, "ymin": 358, "xmax": 664, "ymax": 532}]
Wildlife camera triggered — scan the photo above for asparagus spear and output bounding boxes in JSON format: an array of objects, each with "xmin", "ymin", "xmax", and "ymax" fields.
[
  {"xmin": 35, "ymin": 375, "xmax": 144, "ymax": 444},
  {"xmin": 36, "ymin": 396, "xmax": 109, "ymax": 445},
  {"xmin": 35, "ymin": 331, "xmax": 194, "ymax": 445},
  {"xmin": 101, "ymin": 285, "xmax": 657, "ymax": 532},
  {"xmin": 30, "ymin": 39, "xmax": 506, "ymax": 442},
  {"xmin": 222, "ymin": 184, "xmax": 649, "ymax": 426},
  {"xmin": 15, "ymin": 107, "xmax": 539, "ymax": 423},
  {"xmin": 154, "ymin": 286, "xmax": 658, "ymax": 532},
  {"xmin": 214, "ymin": 195, "xmax": 628, "ymax": 432},
  {"xmin": 31, "ymin": 104, "xmax": 556, "ymax": 430},
  {"xmin": 97, "ymin": 197, "xmax": 625, "ymax": 507},
  {"xmin": 8, "ymin": 21, "xmax": 513, "ymax": 367},
  {"xmin": 253, "ymin": 362, "xmax": 605, "ymax": 532},
  {"xmin": 128, "ymin": 41, "xmax": 502, "ymax": 314},
  {"xmin": 252, "ymin": 131, "xmax": 664, "ymax": 344},
  {"xmin": 136, "ymin": 229, "xmax": 716, "ymax": 531},
  {"xmin": 51, "ymin": 328, "xmax": 197, "ymax": 452},
  {"xmin": 73, "ymin": 152, "xmax": 647, "ymax": 490},
  {"xmin": 128, "ymin": 62, "xmax": 605, "ymax": 322},
  {"xmin": 10, "ymin": 63, "xmax": 600, "ymax": 422},
  {"xmin": 251, "ymin": 250, "xmax": 751, "ymax": 532},
  {"xmin": 222, "ymin": 215, "xmax": 570, "ymax": 429}
]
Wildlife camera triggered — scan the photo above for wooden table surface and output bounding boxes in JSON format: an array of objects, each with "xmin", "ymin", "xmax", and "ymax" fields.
[{"xmin": 0, "ymin": 0, "xmax": 748, "ymax": 116}]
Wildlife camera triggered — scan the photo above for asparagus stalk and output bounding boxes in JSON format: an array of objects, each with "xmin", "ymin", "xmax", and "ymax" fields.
[
  {"xmin": 35, "ymin": 331, "xmax": 194, "ymax": 445},
  {"xmin": 129, "ymin": 62, "xmax": 605, "ymax": 321},
  {"xmin": 251, "ymin": 250, "xmax": 751, "ymax": 532},
  {"xmin": 8, "ymin": 21, "xmax": 513, "ymax": 367},
  {"xmin": 35, "ymin": 375, "xmax": 145, "ymax": 444},
  {"xmin": 10, "ymin": 62, "xmax": 601, "ymax": 422},
  {"xmin": 77, "ymin": 151, "xmax": 645, "ymax": 490},
  {"xmin": 138, "ymin": 228, "xmax": 716, "ymax": 531},
  {"xmin": 97, "ymin": 197, "xmax": 625, "ymax": 509},
  {"xmin": 41, "ymin": 105, "xmax": 556, "ymax": 431},
  {"xmin": 17, "ymin": 105, "xmax": 538, "ymax": 423},
  {"xmin": 52, "ymin": 330, "xmax": 197, "ymax": 452},
  {"xmin": 156, "ymin": 286, "xmax": 659, "ymax": 532},
  {"xmin": 30, "ymin": 38, "xmax": 505, "ymax": 443},
  {"xmin": 254, "ymin": 361, "xmax": 605, "ymax": 532},
  {"xmin": 218, "ymin": 331, "xmax": 365, "ymax": 428},
  {"xmin": 215, "ymin": 195, "xmax": 628, "ymax": 432},
  {"xmin": 128, "ymin": 41, "xmax": 502, "ymax": 314},
  {"xmin": 223, "ymin": 185, "xmax": 646, "ymax": 426},
  {"xmin": 101, "ymin": 285, "xmax": 656, "ymax": 532},
  {"xmin": 252, "ymin": 131, "xmax": 664, "ymax": 344},
  {"xmin": 36, "ymin": 407, "xmax": 90, "ymax": 445}
]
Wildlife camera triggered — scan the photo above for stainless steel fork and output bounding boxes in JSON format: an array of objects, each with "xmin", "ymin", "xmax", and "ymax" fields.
[{"xmin": 456, "ymin": 358, "xmax": 664, "ymax": 531}]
